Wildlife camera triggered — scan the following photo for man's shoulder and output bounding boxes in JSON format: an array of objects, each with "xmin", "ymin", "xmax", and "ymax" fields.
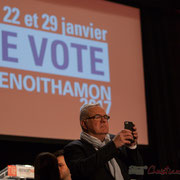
[
  {"xmin": 64, "ymin": 139, "xmax": 95, "ymax": 155},
  {"xmin": 65, "ymin": 139, "xmax": 82, "ymax": 147},
  {"xmin": 64, "ymin": 139, "xmax": 91, "ymax": 150}
]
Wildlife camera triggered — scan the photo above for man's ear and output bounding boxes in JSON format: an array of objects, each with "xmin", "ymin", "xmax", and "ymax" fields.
[{"xmin": 81, "ymin": 120, "xmax": 88, "ymax": 131}]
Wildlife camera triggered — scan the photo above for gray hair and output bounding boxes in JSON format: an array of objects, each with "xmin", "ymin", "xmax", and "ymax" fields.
[{"xmin": 80, "ymin": 103, "xmax": 101, "ymax": 122}]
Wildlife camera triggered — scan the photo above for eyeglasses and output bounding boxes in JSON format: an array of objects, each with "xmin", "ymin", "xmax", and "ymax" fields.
[{"xmin": 86, "ymin": 114, "xmax": 110, "ymax": 122}]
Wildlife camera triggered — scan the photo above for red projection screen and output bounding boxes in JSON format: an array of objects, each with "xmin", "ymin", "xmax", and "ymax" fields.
[{"xmin": 0, "ymin": 0, "xmax": 148, "ymax": 144}]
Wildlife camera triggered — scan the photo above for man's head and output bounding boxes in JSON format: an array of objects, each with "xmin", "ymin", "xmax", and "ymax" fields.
[
  {"xmin": 54, "ymin": 150, "xmax": 71, "ymax": 180},
  {"xmin": 80, "ymin": 103, "xmax": 110, "ymax": 141}
]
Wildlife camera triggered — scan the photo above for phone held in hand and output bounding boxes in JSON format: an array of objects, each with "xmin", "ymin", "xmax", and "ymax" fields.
[{"xmin": 124, "ymin": 121, "xmax": 135, "ymax": 143}]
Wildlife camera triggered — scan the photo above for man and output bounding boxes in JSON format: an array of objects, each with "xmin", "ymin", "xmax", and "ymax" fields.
[
  {"xmin": 54, "ymin": 150, "xmax": 71, "ymax": 180},
  {"xmin": 64, "ymin": 103, "xmax": 143, "ymax": 180}
]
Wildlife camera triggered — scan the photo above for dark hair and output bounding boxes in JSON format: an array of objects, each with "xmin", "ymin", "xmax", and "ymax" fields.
[
  {"xmin": 34, "ymin": 152, "xmax": 60, "ymax": 180},
  {"xmin": 54, "ymin": 149, "xmax": 64, "ymax": 157}
]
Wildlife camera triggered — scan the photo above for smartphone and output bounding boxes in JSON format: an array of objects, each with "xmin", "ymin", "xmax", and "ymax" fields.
[
  {"xmin": 124, "ymin": 121, "xmax": 135, "ymax": 132},
  {"xmin": 124, "ymin": 121, "xmax": 135, "ymax": 143}
]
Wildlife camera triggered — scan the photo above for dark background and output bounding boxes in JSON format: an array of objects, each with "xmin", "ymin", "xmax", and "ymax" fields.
[{"xmin": 0, "ymin": 0, "xmax": 180, "ymax": 179}]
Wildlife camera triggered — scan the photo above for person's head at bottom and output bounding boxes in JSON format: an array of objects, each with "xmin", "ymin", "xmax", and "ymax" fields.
[
  {"xmin": 34, "ymin": 152, "xmax": 61, "ymax": 180},
  {"xmin": 54, "ymin": 150, "xmax": 71, "ymax": 180}
]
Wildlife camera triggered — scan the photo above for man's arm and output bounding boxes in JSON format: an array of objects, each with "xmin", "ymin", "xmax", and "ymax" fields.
[
  {"xmin": 117, "ymin": 145, "xmax": 143, "ymax": 166},
  {"xmin": 110, "ymin": 127, "xmax": 143, "ymax": 167}
]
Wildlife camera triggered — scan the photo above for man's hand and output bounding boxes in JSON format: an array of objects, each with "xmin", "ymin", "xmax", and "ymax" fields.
[
  {"xmin": 113, "ymin": 129, "xmax": 134, "ymax": 148},
  {"xmin": 129, "ymin": 126, "xmax": 138, "ymax": 147},
  {"xmin": 113, "ymin": 126, "xmax": 138, "ymax": 148}
]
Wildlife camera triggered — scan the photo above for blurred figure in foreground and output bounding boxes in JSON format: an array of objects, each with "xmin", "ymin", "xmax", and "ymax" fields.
[{"xmin": 34, "ymin": 152, "xmax": 61, "ymax": 180}]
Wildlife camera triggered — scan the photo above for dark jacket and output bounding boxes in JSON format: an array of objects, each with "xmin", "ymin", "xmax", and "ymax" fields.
[{"xmin": 64, "ymin": 135, "xmax": 143, "ymax": 180}]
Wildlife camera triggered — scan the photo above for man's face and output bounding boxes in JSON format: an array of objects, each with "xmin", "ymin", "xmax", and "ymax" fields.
[
  {"xmin": 83, "ymin": 106, "xmax": 109, "ymax": 139},
  {"xmin": 57, "ymin": 155, "xmax": 70, "ymax": 180}
]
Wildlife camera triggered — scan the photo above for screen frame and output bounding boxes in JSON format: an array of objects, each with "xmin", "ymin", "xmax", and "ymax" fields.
[{"xmin": 0, "ymin": 0, "xmax": 149, "ymax": 146}]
